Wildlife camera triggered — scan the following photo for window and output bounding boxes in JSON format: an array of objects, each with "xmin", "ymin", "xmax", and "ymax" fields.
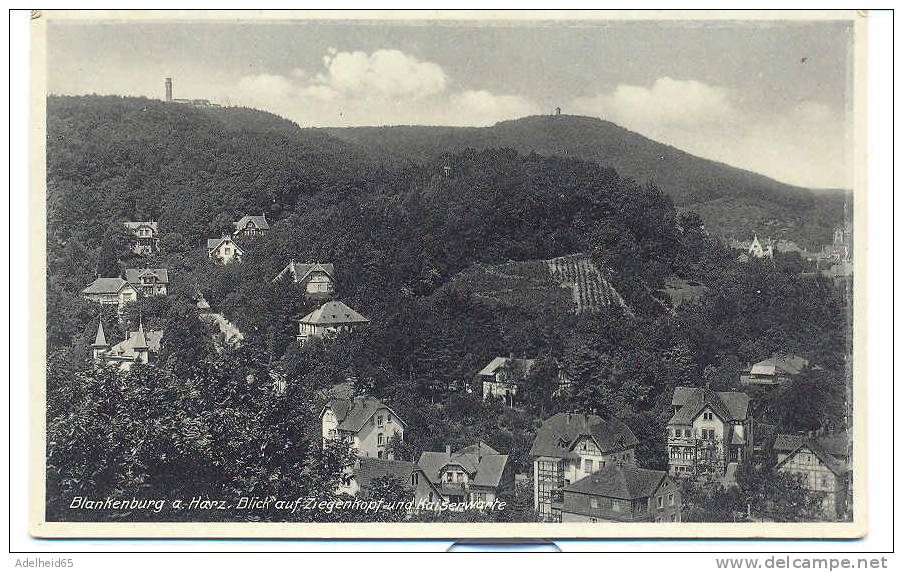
[
  {"xmin": 584, "ymin": 459, "xmax": 593, "ymax": 473},
  {"xmin": 377, "ymin": 451, "xmax": 383, "ymax": 459},
  {"xmin": 658, "ymin": 496, "xmax": 664, "ymax": 509},
  {"xmin": 590, "ymin": 498, "xmax": 598, "ymax": 509},
  {"xmin": 429, "ymin": 491, "xmax": 434, "ymax": 502},
  {"xmin": 412, "ymin": 473, "xmax": 419, "ymax": 486},
  {"xmin": 611, "ymin": 500, "xmax": 622, "ymax": 513},
  {"xmin": 387, "ymin": 415, "xmax": 392, "ymax": 424},
  {"xmin": 684, "ymin": 429, "xmax": 691, "ymax": 438},
  {"xmin": 668, "ymin": 493, "xmax": 674, "ymax": 506},
  {"xmin": 703, "ymin": 411, "xmax": 713, "ymax": 421},
  {"xmin": 377, "ymin": 415, "xmax": 383, "ymax": 427},
  {"xmin": 445, "ymin": 472, "xmax": 453, "ymax": 483},
  {"xmin": 377, "ymin": 434, "xmax": 384, "ymax": 445},
  {"xmin": 670, "ymin": 514, "xmax": 677, "ymax": 522}
]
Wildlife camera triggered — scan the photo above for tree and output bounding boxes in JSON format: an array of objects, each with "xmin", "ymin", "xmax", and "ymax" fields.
[{"xmin": 735, "ymin": 461, "xmax": 828, "ymax": 522}]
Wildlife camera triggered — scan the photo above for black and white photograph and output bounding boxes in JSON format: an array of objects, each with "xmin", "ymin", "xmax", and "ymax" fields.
[{"xmin": 28, "ymin": 9, "xmax": 868, "ymax": 539}]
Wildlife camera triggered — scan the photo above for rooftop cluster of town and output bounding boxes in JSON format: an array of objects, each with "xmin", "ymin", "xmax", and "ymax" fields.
[{"xmin": 79, "ymin": 216, "xmax": 851, "ymax": 523}]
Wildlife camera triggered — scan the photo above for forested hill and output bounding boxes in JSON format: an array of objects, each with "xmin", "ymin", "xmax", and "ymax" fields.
[
  {"xmin": 46, "ymin": 95, "xmax": 380, "ymax": 249},
  {"xmin": 320, "ymin": 115, "xmax": 847, "ymax": 247}
]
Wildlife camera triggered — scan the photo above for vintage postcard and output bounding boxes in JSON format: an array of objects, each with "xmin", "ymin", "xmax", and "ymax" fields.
[{"xmin": 29, "ymin": 9, "xmax": 867, "ymax": 539}]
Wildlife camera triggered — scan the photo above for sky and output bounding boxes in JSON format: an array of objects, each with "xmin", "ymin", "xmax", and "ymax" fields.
[{"xmin": 46, "ymin": 17, "xmax": 855, "ymax": 189}]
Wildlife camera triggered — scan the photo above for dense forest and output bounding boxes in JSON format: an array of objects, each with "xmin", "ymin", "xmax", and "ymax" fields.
[
  {"xmin": 45, "ymin": 95, "xmax": 851, "ymax": 522},
  {"xmin": 322, "ymin": 115, "xmax": 850, "ymax": 246}
]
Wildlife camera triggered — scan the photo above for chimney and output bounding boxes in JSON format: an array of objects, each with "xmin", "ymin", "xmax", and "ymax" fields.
[{"xmin": 165, "ymin": 77, "xmax": 173, "ymax": 102}]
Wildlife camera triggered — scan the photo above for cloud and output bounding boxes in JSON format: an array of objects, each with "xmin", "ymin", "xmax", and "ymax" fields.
[
  {"xmin": 233, "ymin": 48, "xmax": 538, "ymax": 128},
  {"xmin": 448, "ymin": 90, "xmax": 541, "ymax": 126},
  {"xmin": 571, "ymin": 77, "xmax": 849, "ymax": 189},
  {"xmin": 314, "ymin": 49, "xmax": 447, "ymax": 101},
  {"xmin": 574, "ymin": 77, "xmax": 736, "ymax": 127}
]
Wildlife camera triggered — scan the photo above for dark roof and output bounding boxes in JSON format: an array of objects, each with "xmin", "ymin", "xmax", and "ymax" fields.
[
  {"xmin": 749, "ymin": 355, "xmax": 809, "ymax": 377},
  {"xmin": 477, "ymin": 356, "xmax": 535, "ymax": 377},
  {"xmin": 456, "ymin": 441, "xmax": 500, "ymax": 456},
  {"xmin": 774, "ymin": 432, "xmax": 849, "ymax": 459},
  {"xmin": 668, "ymin": 387, "xmax": 749, "ymax": 425},
  {"xmin": 530, "ymin": 412, "xmax": 639, "ymax": 459},
  {"xmin": 776, "ymin": 439, "xmax": 849, "ymax": 477},
  {"xmin": 124, "ymin": 268, "xmax": 169, "ymax": 285},
  {"xmin": 323, "ymin": 396, "xmax": 405, "ymax": 432},
  {"xmin": 207, "ymin": 236, "xmax": 244, "ymax": 252},
  {"xmin": 299, "ymin": 300, "xmax": 369, "ymax": 326},
  {"xmin": 564, "ymin": 464, "xmax": 667, "ymax": 500},
  {"xmin": 354, "ymin": 458, "xmax": 415, "ymax": 493},
  {"xmin": 107, "ymin": 327, "xmax": 163, "ymax": 357},
  {"xmin": 233, "ymin": 215, "xmax": 270, "ymax": 232},
  {"xmin": 417, "ymin": 444, "xmax": 509, "ymax": 488},
  {"xmin": 274, "ymin": 260, "xmax": 336, "ymax": 284},
  {"xmin": 82, "ymin": 277, "xmax": 133, "ymax": 295}
]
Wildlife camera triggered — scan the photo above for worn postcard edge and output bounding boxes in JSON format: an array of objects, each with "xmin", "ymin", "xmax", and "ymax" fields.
[{"xmin": 27, "ymin": 9, "xmax": 870, "ymax": 540}]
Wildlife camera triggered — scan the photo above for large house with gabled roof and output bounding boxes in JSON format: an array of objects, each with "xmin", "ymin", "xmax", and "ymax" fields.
[
  {"xmin": 207, "ymin": 235, "xmax": 244, "ymax": 265},
  {"xmin": 90, "ymin": 321, "xmax": 162, "ymax": 371},
  {"xmin": 124, "ymin": 221, "xmax": 159, "ymax": 255},
  {"xmin": 273, "ymin": 260, "xmax": 336, "ymax": 298},
  {"xmin": 124, "ymin": 268, "xmax": 169, "ymax": 297},
  {"xmin": 530, "ymin": 412, "xmax": 639, "ymax": 521},
  {"xmin": 413, "ymin": 442, "xmax": 512, "ymax": 508},
  {"xmin": 560, "ymin": 464, "xmax": 681, "ymax": 523},
  {"xmin": 741, "ymin": 355, "xmax": 809, "ymax": 386},
  {"xmin": 233, "ymin": 214, "xmax": 269, "ymax": 238},
  {"xmin": 82, "ymin": 277, "xmax": 139, "ymax": 306},
  {"xmin": 320, "ymin": 396, "xmax": 406, "ymax": 460},
  {"xmin": 477, "ymin": 356, "xmax": 536, "ymax": 406},
  {"xmin": 297, "ymin": 300, "xmax": 369, "ymax": 344},
  {"xmin": 773, "ymin": 431, "xmax": 850, "ymax": 520},
  {"xmin": 667, "ymin": 386, "xmax": 753, "ymax": 478}
]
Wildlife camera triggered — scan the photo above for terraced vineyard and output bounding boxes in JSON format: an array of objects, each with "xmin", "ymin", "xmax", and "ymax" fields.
[
  {"xmin": 445, "ymin": 253, "xmax": 630, "ymax": 316},
  {"xmin": 546, "ymin": 254, "xmax": 631, "ymax": 315}
]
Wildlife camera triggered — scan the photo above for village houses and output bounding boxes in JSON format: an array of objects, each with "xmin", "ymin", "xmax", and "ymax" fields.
[
  {"xmin": 667, "ymin": 387, "xmax": 753, "ymax": 478},
  {"xmin": 339, "ymin": 456, "xmax": 416, "ymax": 498},
  {"xmin": 413, "ymin": 442, "xmax": 512, "ymax": 508},
  {"xmin": 741, "ymin": 355, "xmax": 809, "ymax": 386},
  {"xmin": 477, "ymin": 356, "xmax": 536, "ymax": 406},
  {"xmin": 124, "ymin": 221, "xmax": 159, "ymax": 255},
  {"xmin": 82, "ymin": 277, "xmax": 139, "ymax": 306},
  {"xmin": 91, "ymin": 321, "xmax": 162, "ymax": 371},
  {"xmin": 773, "ymin": 431, "xmax": 850, "ymax": 520},
  {"xmin": 207, "ymin": 235, "xmax": 244, "ymax": 265},
  {"xmin": 530, "ymin": 412, "xmax": 639, "ymax": 521},
  {"xmin": 321, "ymin": 396, "xmax": 406, "ymax": 460},
  {"xmin": 233, "ymin": 214, "xmax": 269, "ymax": 238},
  {"xmin": 297, "ymin": 300, "xmax": 369, "ymax": 344},
  {"xmin": 82, "ymin": 268, "xmax": 170, "ymax": 306},
  {"xmin": 559, "ymin": 464, "xmax": 681, "ymax": 523},
  {"xmin": 124, "ymin": 268, "xmax": 169, "ymax": 297},
  {"xmin": 273, "ymin": 260, "xmax": 336, "ymax": 298}
]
